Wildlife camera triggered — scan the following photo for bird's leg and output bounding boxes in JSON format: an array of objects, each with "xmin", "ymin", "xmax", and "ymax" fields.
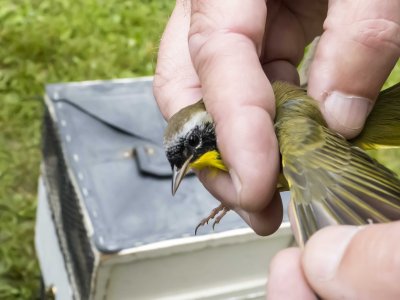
[{"xmin": 195, "ymin": 204, "xmax": 229, "ymax": 235}]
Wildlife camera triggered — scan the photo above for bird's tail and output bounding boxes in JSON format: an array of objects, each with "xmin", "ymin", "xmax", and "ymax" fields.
[{"xmin": 352, "ymin": 82, "xmax": 400, "ymax": 150}]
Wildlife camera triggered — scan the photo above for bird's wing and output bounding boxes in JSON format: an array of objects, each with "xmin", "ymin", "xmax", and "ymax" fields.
[
  {"xmin": 278, "ymin": 117, "xmax": 400, "ymax": 247},
  {"xmin": 352, "ymin": 82, "xmax": 400, "ymax": 150}
]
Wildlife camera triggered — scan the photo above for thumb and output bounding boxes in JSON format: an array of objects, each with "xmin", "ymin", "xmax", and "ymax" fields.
[
  {"xmin": 307, "ymin": 0, "xmax": 400, "ymax": 139},
  {"xmin": 302, "ymin": 223, "xmax": 400, "ymax": 299}
]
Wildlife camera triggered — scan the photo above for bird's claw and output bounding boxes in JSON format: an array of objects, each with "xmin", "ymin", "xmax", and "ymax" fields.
[
  {"xmin": 211, "ymin": 206, "xmax": 229, "ymax": 230},
  {"xmin": 195, "ymin": 204, "xmax": 230, "ymax": 235}
]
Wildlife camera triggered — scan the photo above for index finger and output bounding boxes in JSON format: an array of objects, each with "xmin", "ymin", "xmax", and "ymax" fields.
[{"xmin": 188, "ymin": 0, "xmax": 280, "ymax": 212}]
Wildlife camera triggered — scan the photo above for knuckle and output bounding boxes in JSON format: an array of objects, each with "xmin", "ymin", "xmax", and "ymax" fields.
[
  {"xmin": 352, "ymin": 19, "xmax": 400, "ymax": 54},
  {"xmin": 189, "ymin": 32, "xmax": 253, "ymax": 74},
  {"xmin": 189, "ymin": 0, "xmax": 267, "ymax": 56}
]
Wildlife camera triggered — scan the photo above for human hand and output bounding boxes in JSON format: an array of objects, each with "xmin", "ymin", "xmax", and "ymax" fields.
[
  {"xmin": 153, "ymin": 0, "xmax": 400, "ymax": 235},
  {"xmin": 267, "ymin": 222, "xmax": 400, "ymax": 299}
]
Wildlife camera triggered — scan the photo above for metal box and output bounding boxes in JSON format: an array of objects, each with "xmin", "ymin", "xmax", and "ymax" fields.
[{"xmin": 35, "ymin": 77, "xmax": 293, "ymax": 299}]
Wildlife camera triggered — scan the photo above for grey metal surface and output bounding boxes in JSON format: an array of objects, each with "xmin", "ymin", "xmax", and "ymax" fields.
[{"xmin": 45, "ymin": 78, "xmax": 290, "ymax": 253}]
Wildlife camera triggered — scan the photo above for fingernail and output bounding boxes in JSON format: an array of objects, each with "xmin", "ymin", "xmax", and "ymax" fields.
[
  {"xmin": 324, "ymin": 92, "xmax": 372, "ymax": 131},
  {"xmin": 229, "ymin": 169, "xmax": 242, "ymax": 197},
  {"xmin": 306, "ymin": 226, "xmax": 361, "ymax": 281}
]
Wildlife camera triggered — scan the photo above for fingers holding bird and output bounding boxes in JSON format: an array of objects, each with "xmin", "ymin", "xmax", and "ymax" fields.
[
  {"xmin": 155, "ymin": 0, "xmax": 282, "ymax": 232},
  {"xmin": 156, "ymin": 0, "xmax": 400, "ymax": 238},
  {"xmin": 308, "ymin": 0, "xmax": 400, "ymax": 139},
  {"xmin": 188, "ymin": 0, "xmax": 281, "ymax": 213}
]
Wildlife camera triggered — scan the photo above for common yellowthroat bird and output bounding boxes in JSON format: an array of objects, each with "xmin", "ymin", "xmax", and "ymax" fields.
[{"xmin": 164, "ymin": 81, "xmax": 400, "ymax": 246}]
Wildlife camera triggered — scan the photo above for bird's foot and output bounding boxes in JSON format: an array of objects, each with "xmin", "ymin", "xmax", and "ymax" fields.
[{"xmin": 195, "ymin": 204, "xmax": 230, "ymax": 235}]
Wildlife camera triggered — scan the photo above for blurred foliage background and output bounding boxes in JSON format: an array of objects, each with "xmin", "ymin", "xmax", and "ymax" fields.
[
  {"xmin": 0, "ymin": 1, "xmax": 399, "ymax": 299},
  {"xmin": 0, "ymin": 0, "xmax": 173, "ymax": 298}
]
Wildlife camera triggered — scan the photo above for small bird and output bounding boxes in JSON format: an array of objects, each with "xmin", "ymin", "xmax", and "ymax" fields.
[{"xmin": 163, "ymin": 81, "xmax": 400, "ymax": 245}]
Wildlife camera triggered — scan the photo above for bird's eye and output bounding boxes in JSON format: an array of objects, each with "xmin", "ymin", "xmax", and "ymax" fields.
[{"xmin": 188, "ymin": 133, "xmax": 200, "ymax": 147}]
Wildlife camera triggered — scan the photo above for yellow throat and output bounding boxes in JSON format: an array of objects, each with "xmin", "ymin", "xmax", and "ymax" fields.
[{"xmin": 189, "ymin": 150, "xmax": 228, "ymax": 172}]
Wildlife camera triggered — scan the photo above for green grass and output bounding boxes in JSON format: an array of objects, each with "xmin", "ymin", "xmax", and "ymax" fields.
[
  {"xmin": 0, "ymin": 1, "xmax": 399, "ymax": 298},
  {"xmin": 0, "ymin": 1, "xmax": 173, "ymax": 298}
]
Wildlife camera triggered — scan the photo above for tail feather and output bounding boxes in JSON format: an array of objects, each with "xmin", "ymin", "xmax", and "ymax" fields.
[{"xmin": 352, "ymin": 82, "xmax": 400, "ymax": 149}]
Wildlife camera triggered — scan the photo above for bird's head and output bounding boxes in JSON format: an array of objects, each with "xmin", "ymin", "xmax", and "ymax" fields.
[{"xmin": 164, "ymin": 100, "xmax": 224, "ymax": 195}]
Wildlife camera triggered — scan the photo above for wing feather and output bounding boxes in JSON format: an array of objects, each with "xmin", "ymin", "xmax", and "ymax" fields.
[{"xmin": 278, "ymin": 117, "xmax": 400, "ymax": 246}]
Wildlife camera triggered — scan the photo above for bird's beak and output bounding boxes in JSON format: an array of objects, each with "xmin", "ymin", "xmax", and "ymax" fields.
[{"xmin": 172, "ymin": 155, "xmax": 193, "ymax": 195}]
